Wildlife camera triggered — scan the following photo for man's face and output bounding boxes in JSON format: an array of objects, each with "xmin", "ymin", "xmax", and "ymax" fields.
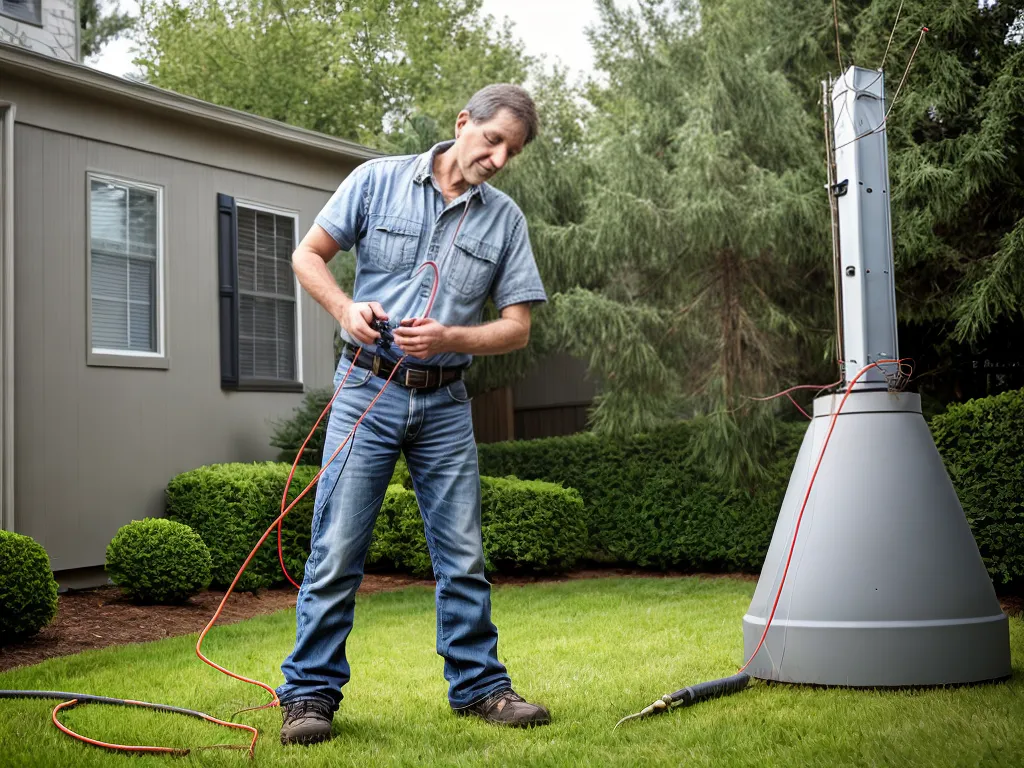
[{"xmin": 453, "ymin": 108, "xmax": 528, "ymax": 186}]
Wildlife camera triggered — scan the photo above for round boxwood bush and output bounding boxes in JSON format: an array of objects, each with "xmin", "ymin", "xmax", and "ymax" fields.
[
  {"xmin": 0, "ymin": 531, "xmax": 59, "ymax": 640},
  {"xmin": 106, "ymin": 518, "xmax": 213, "ymax": 604}
]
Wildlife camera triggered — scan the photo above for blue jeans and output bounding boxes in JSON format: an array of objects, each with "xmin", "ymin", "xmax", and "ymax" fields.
[{"xmin": 276, "ymin": 360, "xmax": 512, "ymax": 710}]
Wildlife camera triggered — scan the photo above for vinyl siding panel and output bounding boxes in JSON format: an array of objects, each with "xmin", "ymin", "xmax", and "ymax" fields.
[{"xmin": 12, "ymin": 123, "xmax": 348, "ymax": 572}]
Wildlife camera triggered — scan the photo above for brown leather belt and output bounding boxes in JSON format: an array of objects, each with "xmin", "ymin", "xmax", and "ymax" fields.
[{"xmin": 343, "ymin": 343, "xmax": 464, "ymax": 390}]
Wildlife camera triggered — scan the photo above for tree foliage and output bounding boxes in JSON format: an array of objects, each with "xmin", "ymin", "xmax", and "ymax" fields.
[
  {"xmin": 131, "ymin": 0, "xmax": 1024, "ymax": 463},
  {"xmin": 463, "ymin": 65, "xmax": 596, "ymax": 395},
  {"xmin": 776, "ymin": 0, "xmax": 1024, "ymax": 398},
  {"xmin": 133, "ymin": 0, "xmax": 529, "ymax": 147},
  {"xmin": 524, "ymin": 0, "xmax": 832, "ymax": 478},
  {"xmin": 80, "ymin": 0, "xmax": 136, "ymax": 60}
]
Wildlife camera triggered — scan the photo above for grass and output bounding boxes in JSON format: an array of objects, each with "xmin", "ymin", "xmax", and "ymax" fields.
[{"xmin": 0, "ymin": 576, "xmax": 1021, "ymax": 767}]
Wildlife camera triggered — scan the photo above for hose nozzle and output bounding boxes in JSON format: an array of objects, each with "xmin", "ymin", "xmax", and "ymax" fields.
[
  {"xmin": 613, "ymin": 672, "xmax": 751, "ymax": 730},
  {"xmin": 613, "ymin": 694, "xmax": 672, "ymax": 729}
]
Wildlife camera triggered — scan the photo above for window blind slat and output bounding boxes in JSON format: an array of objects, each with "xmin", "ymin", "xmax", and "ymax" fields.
[
  {"xmin": 92, "ymin": 299, "xmax": 128, "ymax": 348},
  {"xmin": 129, "ymin": 258, "xmax": 154, "ymax": 304},
  {"xmin": 276, "ymin": 229, "xmax": 295, "ymax": 296},
  {"xmin": 92, "ymin": 253, "xmax": 128, "ymax": 299},
  {"xmin": 239, "ymin": 294, "xmax": 255, "ymax": 338},
  {"xmin": 129, "ymin": 303, "xmax": 153, "ymax": 351},
  {"xmin": 239, "ymin": 336, "xmax": 256, "ymax": 378},
  {"xmin": 277, "ymin": 301, "xmax": 296, "ymax": 380}
]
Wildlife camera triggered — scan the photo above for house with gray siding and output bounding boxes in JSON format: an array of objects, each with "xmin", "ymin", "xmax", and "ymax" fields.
[
  {"xmin": 0, "ymin": 39, "xmax": 379, "ymax": 588},
  {"xmin": 0, "ymin": 3, "xmax": 598, "ymax": 588}
]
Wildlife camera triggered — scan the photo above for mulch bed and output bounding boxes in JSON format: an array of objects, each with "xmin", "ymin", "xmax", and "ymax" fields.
[
  {"xmin": 0, "ymin": 573, "xmax": 431, "ymax": 673},
  {"xmin": 0, "ymin": 569, "xmax": 1017, "ymax": 673}
]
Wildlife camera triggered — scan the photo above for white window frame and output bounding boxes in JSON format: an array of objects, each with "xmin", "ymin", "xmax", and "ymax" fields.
[
  {"xmin": 234, "ymin": 198, "xmax": 303, "ymax": 386},
  {"xmin": 85, "ymin": 172, "xmax": 168, "ymax": 369}
]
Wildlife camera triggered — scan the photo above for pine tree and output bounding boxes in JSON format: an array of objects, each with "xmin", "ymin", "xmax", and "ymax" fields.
[
  {"xmin": 859, "ymin": 2, "xmax": 1024, "ymax": 372},
  {"xmin": 536, "ymin": 0, "xmax": 831, "ymax": 478},
  {"xmin": 776, "ymin": 0, "xmax": 1024, "ymax": 402}
]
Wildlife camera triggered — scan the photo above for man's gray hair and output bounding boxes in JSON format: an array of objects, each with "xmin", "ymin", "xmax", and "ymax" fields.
[{"xmin": 464, "ymin": 84, "xmax": 539, "ymax": 145}]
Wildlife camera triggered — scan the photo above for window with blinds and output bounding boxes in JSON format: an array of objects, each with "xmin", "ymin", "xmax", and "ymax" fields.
[
  {"xmin": 0, "ymin": 0, "xmax": 41, "ymax": 25},
  {"xmin": 236, "ymin": 206, "xmax": 297, "ymax": 382},
  {"xmin": 89, "ymin": 178, "xmax": 161, "ymax": 355},
  {"xmin": 217, "ymin": 195, "xmax": 300, "ymax": 390}
]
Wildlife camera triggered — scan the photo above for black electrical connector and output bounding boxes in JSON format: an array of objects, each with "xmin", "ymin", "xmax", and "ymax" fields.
[{"xmin": 370, "ymin": 314, "xmax": 396, "ymax": 351}]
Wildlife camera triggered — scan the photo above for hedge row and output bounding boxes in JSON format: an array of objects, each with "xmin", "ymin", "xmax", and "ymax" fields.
[
  {"xmin": 166, "ymin": 463, "xmax": 587, "ymax": 588},
  {"xmin": 368, "ymin": 477, "xmax": 587, "ymax": 578},
  {"xmin": 931, "ymin": 388, "xmax": 1024, "ymax": 585},
  {"xmin": 476, "ymin": 390, "xmax": 1024, "ymax": 584},
  {"xmin": 477, "ymin": 419, "xmax": 806, "ymax": 572}
]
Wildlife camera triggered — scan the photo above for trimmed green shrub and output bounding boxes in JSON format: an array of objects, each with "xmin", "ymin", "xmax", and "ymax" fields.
[
  {"xmin": 478, "ymin": 420, "xmax": 805, "ymax": 571},
  {"xmin": 368, "ymin": 485, "xmax": 433, "ymax": 577},
  {"xmin": 167, "ymin": 459, "xmax": 413, "ymax": 589},
  {"xmin": 932, "ymin": 388, "xmax": 1024, "ymax": 584},
  {"xmin": 166, "ymin": 462, "xmax": 319, "ymax": 590},
  {"xmin": 480, "ymin": 476, "xmax": 588, "ymax": 574},
  {"xmin": 0, "ymin": 531, "xmax": 58, "ymax": 639},
  {"xmin": 165, "ymin": 468, "xmax": 591, "ymax": 581},
  {"xmin": 390, "ymin": 456, "xmax": 413, "ymax": 489},
  {"xmin": 105, "ymin": 518, "xmax": 212, "ymax": 604},
  {"xmin": 367, "ymin": 477, "xmax": 588, "ymax": 576}
]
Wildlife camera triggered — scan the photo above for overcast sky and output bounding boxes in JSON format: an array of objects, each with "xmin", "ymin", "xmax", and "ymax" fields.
[{"xmin": 89, "ymin": 0, "xmax": 633, "ymax": 80}]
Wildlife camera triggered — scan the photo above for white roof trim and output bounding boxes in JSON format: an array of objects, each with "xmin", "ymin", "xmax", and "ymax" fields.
[{"xmin": 0, "ymin": 42, "xmax": 382, "ymax": 162}]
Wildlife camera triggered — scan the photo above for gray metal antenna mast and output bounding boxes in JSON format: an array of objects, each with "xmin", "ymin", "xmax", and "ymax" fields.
[
  {"xmin": 832, "ymin": 68, "xmax": 899, "ymax": 387},
  {"xmin": 741, "ymin": 67, "xmax": 1011, "ymax": 687}
]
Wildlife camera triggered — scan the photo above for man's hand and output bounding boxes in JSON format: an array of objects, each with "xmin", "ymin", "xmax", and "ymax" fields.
[
  {"xmin": 393, "ymin": 318, "xmax": 450, "ymax": 359},
  {"xmin": 341, "ymin": 301, "xmax": 389, "ymax": 346},
  {"xmin": 391, "ymin": 304, "xmax": 533, "ymax": 359}
]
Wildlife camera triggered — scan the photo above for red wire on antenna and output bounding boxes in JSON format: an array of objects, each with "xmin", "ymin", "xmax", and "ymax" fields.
[{"xmin": 739, "ymin": 359, "xmax": 914, "ymax": 675}]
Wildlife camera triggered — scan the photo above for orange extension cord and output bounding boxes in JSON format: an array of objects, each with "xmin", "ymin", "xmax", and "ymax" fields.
[
  {"xmin": 5, "ymin": 265, "xmax": 911, "ymax": 751},
  {"xmin": 192, "ymin": 258, "xmax": 445, "ymax": 753},
  {"xmin": 0, "ymin": 260, "xmax": 445, "ymax": 758}
]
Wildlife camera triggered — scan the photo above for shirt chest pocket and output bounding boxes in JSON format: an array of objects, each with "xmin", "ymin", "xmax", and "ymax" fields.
[
  {"xmin": 364, "ymin": 216, "xmax": 420, "ymax": 272},
  {"xmin": 446, "ymin": 232, "xmax": 501, "ymax": 299}
]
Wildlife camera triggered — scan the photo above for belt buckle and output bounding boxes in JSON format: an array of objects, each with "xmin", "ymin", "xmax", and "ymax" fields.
[
  {"xmin": 372, "ymin": 356, "xmax": 381, "ymax": 376},
  {"xmin": 404, "ymin": 368, "xmax": 429, "ymax": 388}
]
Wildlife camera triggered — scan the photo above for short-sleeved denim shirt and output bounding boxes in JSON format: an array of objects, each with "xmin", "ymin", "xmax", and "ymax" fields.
[{"xmin": 314, "ymin": 140, "xmax": 548, "ymax": 370}]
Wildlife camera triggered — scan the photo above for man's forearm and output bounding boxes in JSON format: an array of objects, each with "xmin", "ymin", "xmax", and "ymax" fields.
[
  {"xmin": 292, "ymin": 246, "xmax": 351, "ymax": 321},
  {"xmin": 446, "ymin": 317, "xmax": 529, "ymax": 356}
]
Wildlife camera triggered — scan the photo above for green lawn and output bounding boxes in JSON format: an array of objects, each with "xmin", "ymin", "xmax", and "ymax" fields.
[{"xmin": 0, "ymin": 576, "xmax": 1021, "ymax": 767}]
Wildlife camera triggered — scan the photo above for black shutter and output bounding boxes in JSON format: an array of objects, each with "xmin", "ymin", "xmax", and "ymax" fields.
[{"xmin": 217, "ymin": 193, "xmax": 239, "ymax": 387}]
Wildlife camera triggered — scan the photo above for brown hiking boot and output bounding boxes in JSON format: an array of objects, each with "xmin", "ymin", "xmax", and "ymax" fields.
[
  {"xmin": 455, "ymin": 689, "xmax": 551, "ymax": 727},
  {"xmin": 280, "ymin": 698, "xmax": 334, "ymax": 745}
]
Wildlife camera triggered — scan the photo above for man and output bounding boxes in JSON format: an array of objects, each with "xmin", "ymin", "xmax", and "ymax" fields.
[{"xmin": 276, "ymin": 84, "xmax": 551, "ymax": 746}]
